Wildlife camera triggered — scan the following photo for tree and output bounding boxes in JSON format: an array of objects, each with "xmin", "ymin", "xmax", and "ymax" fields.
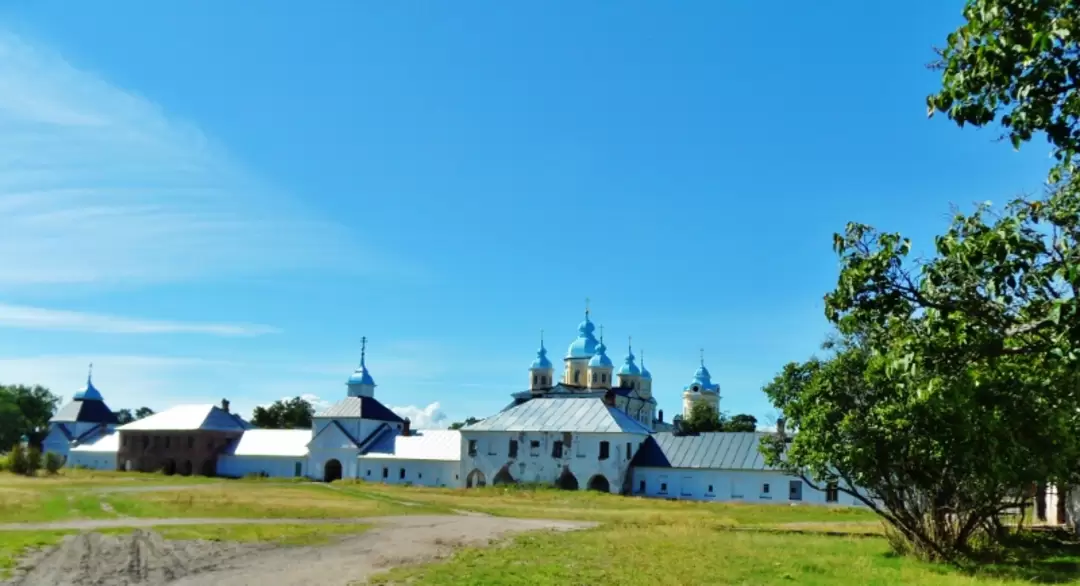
[
  {"xmin": 682, "ymin": 402, "xmax": 724, "ymax": 433},
  {"xmin": 449, "ymin": 417, "xmax": 480, "ymax": 430},
  {"xmin": 251, "ymin": 397, "xmax": 314, "ymax": 429},
  {"xmin": 928, "ymin": 0, "xmax": 1080, "ymax": 165},
  {"xmin": 114, "ymin": 409, "xmax": 134, "ymax": 425},
  {"xmin": 0, "ymin": 385, "xmax": 60, "ymax": 450},
  {"xmin": 135, "ymin": 407, "xmax": 155, "ymax": 420},
  {"xmin": 725, "ymin": 414, "xmax": 758, "ymax": 432}
]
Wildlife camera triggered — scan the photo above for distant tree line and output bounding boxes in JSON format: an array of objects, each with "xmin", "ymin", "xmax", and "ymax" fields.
[
  {"xmin": 251, "ymin": 397, "xmax": 315, "ymax": 429},
  {"xmin": 681, "ymin": 402, "xmax": 758, "ymax": 433}
]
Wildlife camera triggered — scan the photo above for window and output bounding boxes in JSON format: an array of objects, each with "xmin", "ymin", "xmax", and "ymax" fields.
[
  {"xmin": 366, "ymin": 469, "xmax": 371, "ymax": 477},
  {"xmin": 509, "ymin": 440, "xmax": 518, "ymax": 459},
  {"xmin": 826, "ymin": 481, "xmax": 840, "ymax": 503},
  {"xmin": 418, "ymin": 472, "xmax": 422, "ymax": 479},
  {"xmin": 598, "ymin": 441, "xmax": 610, "ymax": 460},
  {"xmin": 468, "ymin": 440, "xmax": 477, "ymax": 457},
  {"xmin": 639, "ymin": 480, "xmax": 646, "ymax": 493},
  {"xmin": 626, "ymin": 442, "xmax": 632, "ymax": 460},
  {"xmin": 552, "ymin": 441, "xmax": 563, "ymax": 458},
  {"xmin": 660, "ymin": 482, "xmax": 668, "ymax": 494},
  {"xmin": 164, "ymin": 437, "xmax": 170, "ymax": 449},
  {"xmin": 382, "ymin": 467, "xmax": 389, "ymax": 479},
  {"xmin": 789, "ymin": 480, "xmax": 803, "ymax": 501},
  {"xmin": 532, "ymin": 375, "xmax": 538, "ymax": 386},
  {"xmin": 187, "ymin": 436, "xmax": 194, "ymax": 449},
  {"xmin": 294, "ymin": 462, "xmax": 302, "ymax": 477},
  {"xmin": 399, "ymin": 468, "xmax": 406, "ymax": 480},
  {"xmin": 707, "ymin": 484, "xmax": 714, "ymax": 494},
  {"xmin": 573, "ymin": 370, "xmax": 580, "ymax": 384},
  {"xmin": 530, "ymin": 440, "xmax": 540, "ymax": 457},
  {"xmin": 763, "ymin": 483, "xmax": 770, "ymax": 494}
]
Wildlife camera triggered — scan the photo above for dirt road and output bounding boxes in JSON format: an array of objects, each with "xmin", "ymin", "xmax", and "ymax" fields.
[{"xmin": 3, "ymin": 515, "xmax": 596, "ymax": 586}]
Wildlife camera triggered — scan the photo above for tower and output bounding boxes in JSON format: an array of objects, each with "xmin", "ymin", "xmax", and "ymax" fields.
[
  {"xmin": 346, "ymin": 337, "xmax": 377, "ymax": 398},
  {"xmin": 563, "ymin": 300, "xmax": 598, "ymax": 387},
  {"xmin": 587, "ymin": 327, "xmax": 614, "ymax": 390},
  {"xmin": 529, "ymin": 331, "xmax": 554, "ymax": 392},
  {"xmin": 616, "ymin": 336, "xmax": 641, "ymax": 390},
  {"xmin": 681, "ymin": 349, "xmax": 720, "ymax": 417},
  {"xmin": 638, "ymin": 350, "xmax": 653, "ymax": 399}
]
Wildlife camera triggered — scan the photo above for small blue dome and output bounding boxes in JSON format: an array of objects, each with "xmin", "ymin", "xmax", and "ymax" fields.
[
  {"xmin": 565, "ymin": 313, "xmax": 599, "ymax": 359},
  {"xmin": 639, "ymin": 351, "xmax": 652, "ymax": 380},
  {"xmin": 530, "ymin": 338, "xmax": 553, "ymax": 370},
  {"xmin": 347, "ymin": 337, "xmax": 376, "ymax": 387},
  {"xmin": 74, "ymin": 370, "xmax": 103, "ymax": 401},
  {"xmin": 685, "ymin": 359, "xmax": 719, "ymax": 393},
  {"xmin": 588, "ymin": 338, "xmax": 613, "ymax": 368},
  {"xmin": 617, "ymin": 341, "xmax": 640, "ymax": 376}
]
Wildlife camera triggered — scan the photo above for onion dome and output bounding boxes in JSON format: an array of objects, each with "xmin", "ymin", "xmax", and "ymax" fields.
[
  {"xmin": 565, "ymin": 309, "xmax": 599, "ymax": 359},
  {"xmin": 639, "ymin": 350, "xmax": 652, "ymax": 380},
  {"xmin": 73, "ymin": 364, "xmax": 103, "ymax": 401},
  {"xmin": 588, "ymin": 330, "xmax": 614, "ymax": 368},
  {"xmin": 617, "ymin": 337, "xmax": 641, "ymax": 376},
  {"xmin": 530, "ymin": 332, "xmax": 553, "ymax": 370},
  {"xmin": 347, "ymin": 337, "xmax": 376, "ymax": 386}
]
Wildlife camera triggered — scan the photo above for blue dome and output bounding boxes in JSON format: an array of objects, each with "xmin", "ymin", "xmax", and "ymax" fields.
[
  {"xmin": 685, "ymin": 360, "xmax": 719, "ymax": 393},
  {"xmin": 73, "ymin": 366, "xmax": 102, "ymax": 403},
  {"xmin": 74, "ymin": 370, "xmax": 103, "ymax": 401},
  {"xmin": 617, "ymin": 341, "xmax": 640, "ymax": 376},
  {"xmin": 640, "ymin": 351, "xmax": 652, "ymax": 379},
  {"xmin": 530, "ymin": 338, "xmax": 553, "ymax": 370},
  {"xmin": 347, "ymin": 337, "xmax": 376, "ymax": 386},
  {"xmin": 588, "ymin": 339, "xmax": 613, "ymax": 368},
  {"xmin": 565, "ymin": 314, "xmax": 599, "ymax": 359}
]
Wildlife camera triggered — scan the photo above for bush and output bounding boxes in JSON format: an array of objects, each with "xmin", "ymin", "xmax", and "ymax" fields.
[
  {"xmin": 6, "ymin": 444, "xmax": 27, "ymax": 475},
  {"xmin": 44, "ymin": 452, "xmax": 63, "ymax": 475},
  {"xmin": 24, "ymin": 447, "xmax": 41, "ymax": 476}
]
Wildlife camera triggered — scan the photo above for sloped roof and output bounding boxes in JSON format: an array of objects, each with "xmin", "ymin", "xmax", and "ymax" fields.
[
  {"xmin": 464, "ymin": 397, "xmax": 651, "ymax": 434},
  {"xmin": 223, "ymin": 429, "xmax": 311, "ymax": 457},
  {"xmin": 631, "ymin": 432, "xmax": 776, "ymax": 470},
  {"xmin": 360, "ymin": 429, "xmax": 461, "ymax": 461},
  {"xmin": 51, "ymin": 400, "xmax": 119, "ymax": 424},
  {"xmin": 118, "ymin": 404, "xmax": 253, "ymax": 432},
  {"xmin": 70, "ymin": 431, "xmax": 119, "ymax": 453},
  {"xmin": 315, "ymin": 397, "xmax": 405, "ymax": 423}
]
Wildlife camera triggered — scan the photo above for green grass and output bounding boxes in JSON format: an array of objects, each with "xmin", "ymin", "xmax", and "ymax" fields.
[
  {"xmin": 366, "ymin": 523, "xmax": 1078, "ymax": 586},
  {"xmin": 110, "ymin": 522, "xmax": 373, "ymax": 545}
]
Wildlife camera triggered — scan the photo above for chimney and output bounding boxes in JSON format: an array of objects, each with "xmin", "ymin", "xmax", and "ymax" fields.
[
  {"xmin": 221, "ymin": 398, "xmax": 230, "ymax": 413},
  {"xmin": 776, "ymin": 417, "xmax": 785, "ymax": 436},
  {"xmin": 658, "ymin": 409, "xmax": 664, "ymax": 423},
  {"xmin": 402, "ymin": 417, "xmax": 411, "ymax": 437}
]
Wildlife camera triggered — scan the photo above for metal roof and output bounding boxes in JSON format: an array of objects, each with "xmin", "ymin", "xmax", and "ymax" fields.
[
  {"xmin": 464, "ymin": 397, "xmax": 651, "ymax": 434},
  {"xmin": 223, "ymin": 429, "xmax": 310, "ymax": 457},
  {"xmin": 631, "ymin": 432, "xmax": 776, "ymax": 470},
  {"xmin": 51, "ymin": 400, "xmax": 119, "ymax": 425},
  {"xmin": 360, "ymin": 429, "xmax": 461, "ymax": 462},
  {"xmin": 70, "ymin": 431, "xmax": 119, "ymax": 453},
  {"xmin": 314, "ymin": 397, "xmax": 404, "ymax": 423},
  {"xmin": 118, "ymin": 404, "xmax": 253, "ymax": 432}
]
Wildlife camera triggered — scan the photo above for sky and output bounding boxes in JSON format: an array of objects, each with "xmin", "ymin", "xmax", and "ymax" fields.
[{"xmin": 0, "ymin": 1, "xmax": 1057, "ymax": 429}]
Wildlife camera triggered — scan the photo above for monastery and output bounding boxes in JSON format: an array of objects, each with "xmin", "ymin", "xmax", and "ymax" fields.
[{"xmin": 45, "ymin": 309, "xmax": 863, "ymax": 507}]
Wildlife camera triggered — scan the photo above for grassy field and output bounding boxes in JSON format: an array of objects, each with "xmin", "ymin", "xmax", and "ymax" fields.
[{"xmin": 3, "ymin": 471, "xmax": 1079, "ymax": 584}]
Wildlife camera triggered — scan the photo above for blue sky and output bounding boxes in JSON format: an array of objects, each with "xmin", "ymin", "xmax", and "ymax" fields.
[{"xmin": 0, "ymin": 1, "xmax": 1055, "ymax": 427}]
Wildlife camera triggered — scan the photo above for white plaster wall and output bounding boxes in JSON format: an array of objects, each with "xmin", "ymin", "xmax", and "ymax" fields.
[
  {"xmin": 357, "ymin": 459, "xmax": 462, "ymax": 488},
  {"xmin": 217, "ymin": 455, "xmax": 307, "ymax": 479},
  {"xmin": 681, "ymin": 391, "xmax": 719, "ymax": 418},
  {"xmin": 460, "ymin": 430, "xmax": 647, "ymax": 493},
  {"xmin": 67, "ymin": 451, "xmax": 116, "ymax": 471},
  {"xmin": 309, "ymin": 449, "xmax": 361, "ymax": 480},
  {"xmin": 631, "ymin": 467, "xmax": 867, "ymax": 506},
  {"xmin": 43, "ymin": 427, "xmax": 71, "ymax": 459}
]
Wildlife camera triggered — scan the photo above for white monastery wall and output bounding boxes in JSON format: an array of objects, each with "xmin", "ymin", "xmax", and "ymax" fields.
[
  {"xmin": 357, "ymin": 458, "xmax": 461, "ymax": 488},
  {"xmin": 217, "ymin": 455, "xmax": 307, "ymax": 479},
  {"xmin": 632, "ymin": 467, "xmax": 867, "ymax": 506}
]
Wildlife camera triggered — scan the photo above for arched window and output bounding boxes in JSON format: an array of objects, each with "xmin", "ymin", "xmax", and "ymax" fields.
[{"xmin": 574, "ymin": 370, "xmax": 580, "ymax": 384}]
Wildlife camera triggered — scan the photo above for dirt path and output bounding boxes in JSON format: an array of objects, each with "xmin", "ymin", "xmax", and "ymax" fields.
[
  {"xmin": 0, "ymin": 516, "xmax": 378, "ymax": 532},
  {"xmin": 3, "ymin": 515, "xmax": 596, "ymax": 586}
]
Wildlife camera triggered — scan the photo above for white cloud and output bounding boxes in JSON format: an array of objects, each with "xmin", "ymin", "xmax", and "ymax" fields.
[
  {"xmin": 389, "ymin": 402, "xmax": 448, "ymax": 430},
  {"xmin": 0, "ymin": 31, "xmax": 355, "ymax": 288},
  {"xmin": 0, "ymin": 302, "xmax": 278, "ymax": 336}
]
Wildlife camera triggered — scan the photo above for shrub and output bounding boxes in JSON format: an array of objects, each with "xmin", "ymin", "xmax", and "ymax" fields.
[
  {"xmin": 6, "ymin": 444, "xmax": 28, "ymax": 475},
  {"xmin": 24, "ymin": 447, "xmax": 42, "ymax": 476},
  {"xmin": 44, "ymin": 452, "xmax": 63, "ymax": 475}
]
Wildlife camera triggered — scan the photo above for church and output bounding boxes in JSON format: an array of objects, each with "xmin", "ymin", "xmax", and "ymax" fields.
[{"xmin": 51, "ymin": 308, "xmax": 864, "ymax": 507}]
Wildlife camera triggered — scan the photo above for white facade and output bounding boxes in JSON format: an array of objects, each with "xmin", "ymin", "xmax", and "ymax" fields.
[
  {"xmin": 461, "ymin": 429, "xmax": 645, "ymax": 492},
  {"xmin": 632, "ymin": 467, "xmax": 864, "ymax": 506},
  {"xmin": 357, "ymin": 458, "xmax": 461, "ymax": 487},
  {"xmin": 67, "ymin": 432, "xmax": 119, "ymax": 471},
  {"xmin": 217, "ymin": 455, "xmax": 307, "ymax": 478}
]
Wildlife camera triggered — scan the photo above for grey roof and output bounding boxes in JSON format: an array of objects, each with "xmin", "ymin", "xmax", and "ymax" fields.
[
  {"xmin": 360, "ymin": 429, "xmax": 461, "ymax": 462},
  {"xmin": 119, "ymin": 404, "xmax": 253, "ymax": 432},
  {"xmin": 464, "ymin": 397, "xmax": 651, "ymax": 434},
  {"xmin": 315, "ymin": 397, "xmax": 404, "ymax": 423},
  {"xmin": 631, "ymin": 432, "xmax": 776, "ymax": 470},
  {"xmin": 51, "ymin": 400, "xmax": 119, "ymax": 424}
]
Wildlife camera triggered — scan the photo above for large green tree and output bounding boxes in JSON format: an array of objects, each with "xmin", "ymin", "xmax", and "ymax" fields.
[
  {"xmin": 682, "ymin": 402, "xmax": 724, "ymax": 432},
  {"xmin": 0, "ymin": 385, "xmax": 61, "ymax": 450},
  {"xmin": 251, "ymin": 397, "xmax": 314, "ymax": 429}
]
